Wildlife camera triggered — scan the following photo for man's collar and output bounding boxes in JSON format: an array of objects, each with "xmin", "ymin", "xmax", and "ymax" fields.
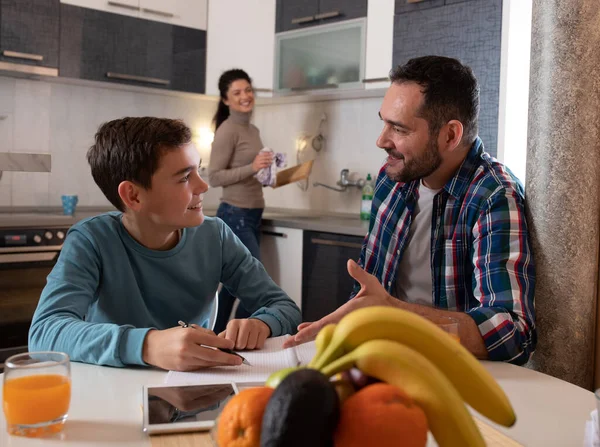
[{"xmin": 442, "ymin": 137, "xmax": 484, "ymax": 199}]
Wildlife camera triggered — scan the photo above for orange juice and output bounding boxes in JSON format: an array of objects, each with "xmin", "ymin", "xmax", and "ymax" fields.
[{"xmin": 3, "ymin": 374, "xmax": 71, "ymax": 425}]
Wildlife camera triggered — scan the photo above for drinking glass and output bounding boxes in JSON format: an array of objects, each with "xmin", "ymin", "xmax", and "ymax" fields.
[
  {"xmin": 3, "ymin": 352, "xmax": 71, "ymax": 437},
  {"xmin": 429, "ymin": 315, "xmax": 460, "ymax": 342}
]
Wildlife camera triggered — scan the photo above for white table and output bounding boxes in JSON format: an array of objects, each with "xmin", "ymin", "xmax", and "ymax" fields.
[{"xmin": 0, "ymin": 361, "xmax": 595, "ymax": 446}]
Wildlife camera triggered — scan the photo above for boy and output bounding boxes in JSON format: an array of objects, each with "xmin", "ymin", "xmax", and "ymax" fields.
[{"xmin": 29, "ymin": 117, "xmax": 301, "ymax": 371}]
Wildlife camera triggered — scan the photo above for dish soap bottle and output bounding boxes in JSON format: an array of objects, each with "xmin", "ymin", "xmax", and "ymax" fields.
[{"xmin": 360, "ymin": 174, "xmax": 373, "ymax": 221}]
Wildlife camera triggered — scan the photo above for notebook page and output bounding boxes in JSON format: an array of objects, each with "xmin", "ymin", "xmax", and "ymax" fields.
[
  {"xmin": 165, "ymin": 336, "xmax": 296, "ymax": 385},
  {"xmin": 294, "ymin": 341, "xmax": 317, "ymax": 366}
]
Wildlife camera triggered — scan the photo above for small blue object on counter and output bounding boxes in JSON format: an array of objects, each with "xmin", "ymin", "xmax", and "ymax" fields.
[{"xmin": 61, "ymin": 195, "xmax": 78, "ymax": 216}]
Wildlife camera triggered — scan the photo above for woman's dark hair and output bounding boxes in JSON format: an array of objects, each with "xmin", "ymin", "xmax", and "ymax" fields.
[
  {"xmin": 212, "ymin": 69, "xmax": 252, "ymax": 131},
  {"xmin": 389, "ymin": 56, "xmax": 480, "ymax": 145}
]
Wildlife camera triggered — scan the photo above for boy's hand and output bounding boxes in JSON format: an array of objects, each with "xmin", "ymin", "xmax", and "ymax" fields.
[
  {"xmin": 142, "ymin": 326, "xmax": 243, "ymax": 371},
  {"xmin": 219, "ymin": 318, "xmax": 271, "ymax": 350}
]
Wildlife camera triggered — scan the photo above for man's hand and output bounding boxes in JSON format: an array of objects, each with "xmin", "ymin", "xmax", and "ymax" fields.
[
  {"xmin": 142, "ymin": 325, "xmax": 243, "ymax": 372},
  {"xmin": 282, "ymin": 259, "xmax": 395, "ymax": 348},
  {"xmin": 219, "ymin": 318, "xmax": 271, "ymax": 350}
]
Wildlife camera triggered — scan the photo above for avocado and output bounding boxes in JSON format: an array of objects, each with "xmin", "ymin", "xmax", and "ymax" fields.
[{"xmin": 261, "ymin": 368, "xmax": 339, "ymax": 447}]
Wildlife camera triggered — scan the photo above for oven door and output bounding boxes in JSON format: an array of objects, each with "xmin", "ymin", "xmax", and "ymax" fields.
[{"xmin": 0, "ymin": 249, "xmax": 59, "ymax": 369}]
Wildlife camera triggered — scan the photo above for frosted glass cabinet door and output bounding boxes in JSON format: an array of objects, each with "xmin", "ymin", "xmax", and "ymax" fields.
[{"xmin": 275, "ymin": 18, "xmax": 365, "ymax": 92}]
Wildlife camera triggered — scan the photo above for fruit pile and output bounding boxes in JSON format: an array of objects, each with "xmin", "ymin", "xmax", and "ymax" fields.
[{"xmin": 215, "ymin": 306, "xmax": 516, "ymax": 447}]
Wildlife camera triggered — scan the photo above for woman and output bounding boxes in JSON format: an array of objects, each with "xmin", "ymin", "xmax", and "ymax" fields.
[{"xmin": 208, "ymin": 69, "xmax": 273, "ymax": 333}]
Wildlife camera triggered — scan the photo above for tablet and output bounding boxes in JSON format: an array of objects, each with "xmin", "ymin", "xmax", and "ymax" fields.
[{"xmin": 142, "ymin": 382, "xmax": 239, "ymax": 435}]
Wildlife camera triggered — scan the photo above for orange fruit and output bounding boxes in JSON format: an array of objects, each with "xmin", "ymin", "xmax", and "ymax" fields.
[
  {"xmin": 217, "ymin": 387, "xmax": 274, "ymax": 447},
  {"xmin": 334, "ymin": 383, "xmax": 428, "ymax": 447}
]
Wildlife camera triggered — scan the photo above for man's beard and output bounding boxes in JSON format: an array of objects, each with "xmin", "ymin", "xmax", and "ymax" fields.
[{"xmin": 385, "ymin": 136, "xmax": 442, "ymax": 183}]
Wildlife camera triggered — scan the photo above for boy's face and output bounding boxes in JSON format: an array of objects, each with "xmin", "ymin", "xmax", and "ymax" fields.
[{"xmin": 137, "ymin": 143, "xmax": 208, "ymax": 229}]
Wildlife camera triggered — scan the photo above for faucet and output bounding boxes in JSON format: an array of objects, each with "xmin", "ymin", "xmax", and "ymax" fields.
[{"xmin": 313, "ymin": 169, "xmax": 366, "ymax": 192}]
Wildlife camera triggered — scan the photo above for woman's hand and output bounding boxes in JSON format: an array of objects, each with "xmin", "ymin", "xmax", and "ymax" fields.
[{"xmin": 252, "ymin": 152, "xmax": 273, "ymax": 172}]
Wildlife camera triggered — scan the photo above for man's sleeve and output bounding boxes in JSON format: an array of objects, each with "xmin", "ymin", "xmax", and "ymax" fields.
[
  {"xmin": 467, "ymin": 188, "xmax": 536, "ymax": 365},
  {"xmin": 28, "ymin": 229, "xmax": 151, "ymax": 367},
  {"xmin": 218, "ymin": 220, "xmax": 301, "ymax": 335}
]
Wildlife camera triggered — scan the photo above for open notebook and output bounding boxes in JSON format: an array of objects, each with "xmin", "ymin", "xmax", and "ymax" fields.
[{"xmin": 165, "ymin": 335, "xmax": 317, "ymax": 386}]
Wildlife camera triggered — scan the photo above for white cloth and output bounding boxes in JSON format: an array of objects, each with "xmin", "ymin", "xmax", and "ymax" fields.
[
  {"xmin": 394, "ymin": 181, "xmax": 441, "ymax": 306},
  {"xmin": 254, "ymin": 147, "xmax": 287, "ymax": 187},
  {"xmin": 584, "ymin": 409, "xmax": 600, "ymax": 447}
]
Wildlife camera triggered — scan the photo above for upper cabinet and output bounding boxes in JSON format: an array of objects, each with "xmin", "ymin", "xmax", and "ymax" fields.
[
  {"xmin": 60, "ymin": 3, "xmax": 206, "ymax": 93},
  {"xmin": 0, "ymin": 0, "xmax": 60, "ymax": 73},
  {"xmin": 276, "ymin": 0, "xmax": 367, "ymax": 33},
  {"xmin": 60, "ymin": 0, "xmax": 207, "ymax": 29},
  {"xmin": 364, "ymin": 0, "xmax": 394, "ymax": 89},
  {"xmin": 205, "ymin": 0, "xmax": 276, "ymax": 96}
]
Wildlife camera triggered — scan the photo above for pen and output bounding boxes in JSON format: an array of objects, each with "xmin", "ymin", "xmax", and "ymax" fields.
[{"xmin": 177, "ymin": 320, "xmax": 251, "ymax": 366}]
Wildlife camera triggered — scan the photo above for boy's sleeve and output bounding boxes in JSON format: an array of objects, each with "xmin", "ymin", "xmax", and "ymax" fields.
[
  {"xmin": 218, "ymin": 220, "xmax": 301, "ymax": 336},
  {"xmin": 28, "ymin": 229, "xmax": 151, "ymax": 367}
]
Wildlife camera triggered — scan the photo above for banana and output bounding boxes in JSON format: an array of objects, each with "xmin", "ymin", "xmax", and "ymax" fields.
[
  {"xmin": 313, "ymin": 306, "xmax": 515, "ymax": 427},
  {"xmin": 322, "ymin": 339, "xmax": 485, "ymax": 447},
  {"xmin": 308, "ymin": 323, "xmax": 337, "ymax": 368}
]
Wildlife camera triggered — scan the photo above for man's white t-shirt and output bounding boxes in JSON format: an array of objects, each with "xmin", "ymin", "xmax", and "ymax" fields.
[{"xmin": 394, "ymin": 181, "xmax": 441, "ymax": 306}]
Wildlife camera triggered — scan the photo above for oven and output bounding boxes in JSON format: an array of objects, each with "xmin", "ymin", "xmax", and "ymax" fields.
[{"xmin": 0, "ymin": 226, "xmax": 68, "ymax": 370}]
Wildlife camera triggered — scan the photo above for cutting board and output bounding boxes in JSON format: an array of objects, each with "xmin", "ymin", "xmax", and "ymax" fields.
[
  {"xmin": 150, "ymin": 418, "xmax": 522, "ymax": 447},
  {"xmin": 272, "ymin": 160, "xmax": 314, "ymax": 188}
]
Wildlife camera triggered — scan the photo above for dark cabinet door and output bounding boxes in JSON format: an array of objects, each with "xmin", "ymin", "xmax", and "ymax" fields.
[
  {"xmin": 302, "ymin": 231, "xmax": 364, "ymax": 322},
  {"xmin": 0, "ymin": 0, "xmax": 60, "ymax": 68},
  {"xmin": 395, "ymin": 0, "xmax": 445, "ymax": 15},
  {"xmin": 317, "ymin": 0, "xmax": 367, "ymax": 24},
  {"xmin": 276, "ymin": 0, "xmax": 319, "ymax": 33},
  {"xmin": 392, "ymin": 0, "xmax": 502, "ymax": 157},
  {"xmin": 60, "ymin": 4, "xmax": 116, "ymax": 81},
  {"xmin": 110, "ymin": 14, "xmax": 172, "ymax": 89},
  {"xmin": 171, "ymin": 26, "xmax": 206, "ymax": 94}
]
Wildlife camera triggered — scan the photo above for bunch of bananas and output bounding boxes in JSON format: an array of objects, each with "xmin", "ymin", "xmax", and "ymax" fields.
[{"xmin": 309, "ymin": 306, "xmax": 516, "ymax": 447}]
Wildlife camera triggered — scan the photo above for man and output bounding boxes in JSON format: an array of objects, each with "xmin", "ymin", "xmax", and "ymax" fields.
[
  {"xmin": 285, "ymin": 56, "xmax": 535, "ymax": 365},
  {"xmin": 29, "ymin": 117, "xmax": 301, "ymax": 371}
]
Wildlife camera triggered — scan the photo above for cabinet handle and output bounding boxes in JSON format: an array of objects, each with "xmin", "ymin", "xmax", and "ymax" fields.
[
  {"xmin": 290, "ymin": 83, "xmax": 339, "ymax": 92},
  {"xmin": 362, "ymin": 77, "xmax": 389, "ymax": 83},
  {"xmin": 141, "ymin": 7, "xmax": 175, "ymax": 18},
  {"xmin": 253, "ymin": 88, "xmax": 273, "ymax": 93},
  {"xmin": 107, "ymin": 1, "xmax": 140, "ymax": 11},
  {"xmin": 261, "ymin": 230, "xmax": 288, "ymax": 238},
  {"xmin": 291, "ymin": 15, "xmax": 316, "ymax": 25},
  {"xmin": 106, "ymin": 72, "xmax": 170, "ymax": 86},
  {"xmin": 314, "ymin": 11, "xmax": 341, "ymax": 20},
  {"xmin": 2, "ymin": 50, "xmax": 43, "ymax": 61},
  {"xmin": 311, "ymin": 238, "xmax": 363, "ymax": 249}
]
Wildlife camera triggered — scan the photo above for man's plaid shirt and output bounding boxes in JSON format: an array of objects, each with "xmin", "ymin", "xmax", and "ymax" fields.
[{"xmin": 353, "ymin": 138, "xmax": 536, "ymax": 365}]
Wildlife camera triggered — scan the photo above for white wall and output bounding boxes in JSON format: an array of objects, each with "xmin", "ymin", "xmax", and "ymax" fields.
[
  {"xmin": 0, "ymin": 76, "xmax": 219, "ymax": 209},
  {"xmin": 497, "ymin": 0, "xmax": 533, "ymax": 183}
]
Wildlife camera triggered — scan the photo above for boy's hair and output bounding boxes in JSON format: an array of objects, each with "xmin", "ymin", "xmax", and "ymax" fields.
[
  {"xmin": 87, "ymin": 117, "xmax": 192, "ymax": 212},
  {"xmin": 390, "ymin": 56, "xmax": 480, "ymax": 145}
]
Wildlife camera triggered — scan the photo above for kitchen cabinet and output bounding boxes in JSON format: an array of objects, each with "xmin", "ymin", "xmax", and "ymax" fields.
[
  {"xmin": 60, "ymin": 3, "xmax": 206, "ymax": 93},
  {"xmin": 276, "ymin": 0, "xmax": 367, "ymax": 33},
  {"xmin": 393, "ymin": 0, "xmax": 502, "ymax": 157},
  {"xmin": 205, "ymin": 0, "xmax": 275, "ymax": 96},
  {"xmin": 394, "ymin": 0, "xmax": 445, "ymax": 15},
  {"xmin": 260, "ymin": 226, "xmax": 303, "ymax": 311},
  {"xmin": 363, "ymin": 0, "xmax": 394, "ymax": 89},
  {"xmin": 61, "ymin": 0, "xmax": 207, "ymax": 28},
  {"xmin": 302, "ymin": 231, "xmax": 364, "ymax": 322},
  {"xmin": 61, "ymin": 0, "xmax": 140, "ymax": 18},
  {"xmin": 0, "ymin": 0, "xmax": 60, "ymax": 69}
]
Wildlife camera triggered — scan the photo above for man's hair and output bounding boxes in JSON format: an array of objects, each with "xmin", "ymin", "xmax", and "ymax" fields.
[
  {"xmin": 389, "ymin": 56, "xmax": 479, "ymax": 145},
  {"xmin": 87, "ymin": 117, "xmax": 192, "ymax": 211}
]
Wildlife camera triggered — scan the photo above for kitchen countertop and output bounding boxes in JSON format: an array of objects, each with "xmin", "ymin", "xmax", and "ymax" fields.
[{"xmin": 0, "ymin": 207, "xmax": 369, "ymax": 237}]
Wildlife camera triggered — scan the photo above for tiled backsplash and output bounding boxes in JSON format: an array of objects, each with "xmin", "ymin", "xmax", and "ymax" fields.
[{"xmin": 0, "ymin": 76, "xmax": 389, "ymax": 215}]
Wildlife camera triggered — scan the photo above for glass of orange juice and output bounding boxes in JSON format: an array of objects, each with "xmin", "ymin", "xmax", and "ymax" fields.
[{"xmin": 3, "ymin": 351, "xmax": 71, "ymax": 437}]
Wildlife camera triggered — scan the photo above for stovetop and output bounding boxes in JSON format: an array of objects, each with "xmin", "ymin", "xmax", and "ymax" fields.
[{"xmin": 0, "ymin": 209, "xmax": 113, "ymax": 229}]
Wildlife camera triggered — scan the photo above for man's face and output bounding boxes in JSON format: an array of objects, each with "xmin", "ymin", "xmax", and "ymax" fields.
[
  {"xmin": 137, "ymin": 143, "xmax": 208, "ymax": 230},
  {"xmin": 377, "ymin": 82, "xmax": 442, "ymax": 183}
]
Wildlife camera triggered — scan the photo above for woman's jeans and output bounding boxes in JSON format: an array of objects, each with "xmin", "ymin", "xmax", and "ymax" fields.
[{"xmin": 214, "ymin": 202, "xmax": 264, "ymax": 333}]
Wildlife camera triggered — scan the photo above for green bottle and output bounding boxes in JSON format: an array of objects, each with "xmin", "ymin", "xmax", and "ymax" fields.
[{"xmin": 360, "ymin": 174, "xmax": 373, "ymax": 221}]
